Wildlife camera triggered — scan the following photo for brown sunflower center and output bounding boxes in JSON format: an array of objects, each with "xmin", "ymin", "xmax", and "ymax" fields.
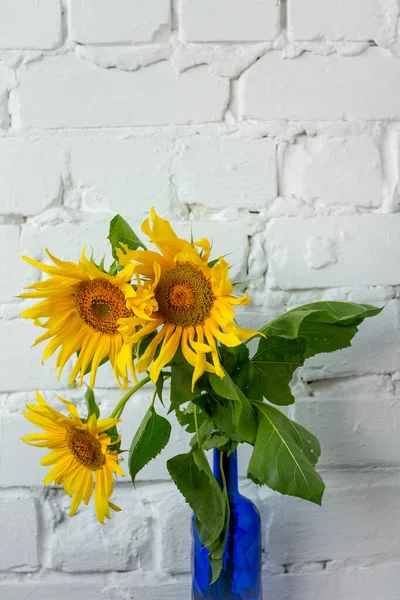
[
  {"xmin": 66, "ymin": 427, "xmax": 106, "ymax": 470},
  {"xmin": 154, "ymin": 263, "xmax": 215, "ymax": 327},
  {"xmin": 75, "ymin": 278, "xmax": 131, "ymax": 334}
]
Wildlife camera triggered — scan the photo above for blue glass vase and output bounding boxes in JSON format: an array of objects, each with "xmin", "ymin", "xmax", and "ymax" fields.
[{"xmin": 191, "ymin": 449, "xmax": 262, "ymax": 600}]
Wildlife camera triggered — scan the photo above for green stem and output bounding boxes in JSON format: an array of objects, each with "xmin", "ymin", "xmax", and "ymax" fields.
[
  {"xmin": 110, "ymin": 375, "xmax": 151, "ymax": 419},
  {"xmin": 219, "ymin": 450, "xmax": 227, "ymax": 491},
  {"xmin": 194, "ymin": 403, "xmax": 200, "ymax": 447}
]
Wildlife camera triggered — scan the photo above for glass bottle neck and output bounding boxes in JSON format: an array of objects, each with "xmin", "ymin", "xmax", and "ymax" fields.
[{"xmin": 213, "ymin": 448, "xmax": 239, "ymax": 495}]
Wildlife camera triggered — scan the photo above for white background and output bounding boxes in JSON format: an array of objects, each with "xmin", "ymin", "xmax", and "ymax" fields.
[{"xmin": 1, "ymin": 1, "xmax": 400, "ymax": 598}]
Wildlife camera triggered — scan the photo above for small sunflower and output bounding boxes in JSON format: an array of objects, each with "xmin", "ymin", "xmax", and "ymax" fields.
[
  {"xmin": 117, "ymin": 209, "xmax": 259, "ymax": 389},
  {"xmin": 22, "ymin": 392, "xmax": 124, "ymax": 523},
  {"xmin": 19, "ymin": 249, "xmax": 135, "ymax": 388}
]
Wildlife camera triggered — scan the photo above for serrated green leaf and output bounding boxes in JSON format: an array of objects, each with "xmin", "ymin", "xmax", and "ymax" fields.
[
  {"xmin": 262, "ymin": 301, "xmax": 382, "ymax": 338},
  {"xmin": 108, "ymin": 214, "xmax": 147, "ymax": 260},
  {"xmin": 233, "ymin": 359, "xmax": 263, "ymax": 402},
  {"xmin": 209, "ymin": 371, "xmax": 257, "ymax": 444},
  {"xmin": 211, "ymin": 397, "xmax": 239, "ymax": 441},
  {"xmin": 252, "ymin": 336, "xmax": 305, "ymax": 405},
  {"xmin": 248, "ymin": 401, "xmax": 325, "ymax": 504},
  {"xmin": 253, "ymin": 301, "xmax": 383, "ymax": 405},
  {"xmin": 175, "ymin": 402, "xmax": 206, "ymax": 434},
  {"xmin": 167, "ymin": 448, "xmax": 226, "ymax": 548},
  {"xmin": 257, "ymin": 402, "xmax": 320, "ymax": 466},
  {"xmin": 201, "ymin": 431, "xmax": 230, "ymax": 451},
  {"xmin": 85, "ymin": 387, "xmax": 100, "ymax": 419},
  {"xmin": 129, "ymin": 407, "xmax": 171, "ymax": 484}
]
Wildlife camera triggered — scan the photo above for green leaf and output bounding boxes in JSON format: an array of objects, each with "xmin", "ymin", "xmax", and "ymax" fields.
[
  {"xmin": 262, "ymin": 301, "xmax": 382, "ymax": 338},
  {"xmin": 85, "ymin": 387, "xmax": 100, "ymax": 419},
  {"xmin": 248, "ymin": 401, "xmax": 325, "ymax": 504},
  {"xmin": 252, "ymin": 336, "xmax": 305, "ymax": 406},
  {"xmin": 209, "ymin": 371, "xmax": 257, "ymax": 444},
  {"xmin": 220, "ymin": 344, "xmax": 249, "ymax": 377},
  {"xmin": 202, "ymin": 393, "xmax": 239, "ymax": 441},
  {"xmin": 207, "ymin": 491, "xmax": 230, "ymax": 584},
  {"xmin": 233, "ymin": 360, "xmax": 263, "ymax": 402},
  {"xmin": 253, "ymin": 301, "xmax": 383, "ymax": 405},
  {"xmin": 108, "ymin": 214, "xmax": 147, "ymax": 260},
  {"xmin": 169, "ymin": 356, "xmax": 205, "ymax": 412},
  {"xmin": 156, "ymin": 372, "xmax": 165, "ymax": 407},
  {"xmin": 168, "ymin": 448, "xmax": 226, "ymax": 548},
  {"xmin": 175, "ymin": 402, "xmax": 206, "ymax": 434},
  {"xmin": 129, "ymin": 407, "xmax": 171, "ymax": 484}
]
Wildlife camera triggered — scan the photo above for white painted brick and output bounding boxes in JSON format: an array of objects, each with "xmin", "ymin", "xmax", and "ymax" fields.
[
  {"xmin": 0, "ymin": 319, "xmax": 70, "ymax": 392},
  {"xmin": 0, "ymin": 578, "xmax": 106, "ymax": 600},
  {"xmin": 0, "ymin": 226, "xmax": 24, "ymax": 303},
  {"xmin": 18, "ymin": 55, "xmax": 229, "ymax": 128},
  {"xmin": 266, "ymin": 215, "xmax": 400, "ymax": 288},
  {"xmin": 69, "ymin": 138, "xmax": 171, "ymax": 217},
  {"xmin": 180, "ymin": 0, "xmax": 279, "ymax": 42},
  {"xmin": 158, "ymin": 491, "xmax": 192, "ymax": 574},
  {"xmin": 68, "ymin": 0, "xmax": 170, "ymax": 44},
  {"xmin": 0, "ymin": 413, "xmax": 47, "ymax": 486},
  {"xmin": 105, "ymin": 579, "xmax": 190, "ymax": 600},
  {"xmin": 173, "ymin": 137, "xmax": 277, "ymax": 210},
  {"xmin": 281, "ymin": 134, "xmax": 381, "ymax": 208},
  {"xmin": 294, "ymin": 394, "xmax": 400, "ymax": 467},
  {"xmin": 288, "ymin": 0, "xmax": 387, "ymax": 42},
  {"xmin": 0, "ymin": 140, "xmax": 63, "ymax": 216},
  {"xmin": 50, "ymin": 487, "xmax": 152, "ymax": 572},
  {"xmin": 0, "ymin": 0, "xmax": 61, "ymax": 49},
  {"xmin": 240, "ymin": 50, "xmax": 400, "ymax": 121},
  {"xmin": 0, "ymin": 66, "xmax": 15, "ymax": 128},
  {"xmin": 0, "ymin": 496, "xmax": 38, "ymax": 570},
  {"xmin": 264, "ymin": 471, "xmax": 400, "ymax": 563},
  {"xmin": 263, "ymin": 562, "xmax": 400, "ymax": 600}
]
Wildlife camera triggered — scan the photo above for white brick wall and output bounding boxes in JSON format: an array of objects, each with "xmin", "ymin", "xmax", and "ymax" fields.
[
  {"xmin": 180, "ymin": 0, "xmax": 280, "ymax": 42},
  {"xmin": 68, "ymin": 0, "xmax": 170, "ymax": 44},
  {"xmin": 0, "ymin": 0, "xmax": 62, "ymax": 49},
  {"xmin": 288, "ymin": 0, "xmax": 388, "ymax": 42},
  {"xmin": 1, "ymin": 1, "xmax": 400, "ymax": 598},
  {"xmin": 239, "ymin": 50, "xmax": 400, "ymax": 121},
  {"xmin": 280, "ymin": 132, "xmax": 382, "ymax": 209}
]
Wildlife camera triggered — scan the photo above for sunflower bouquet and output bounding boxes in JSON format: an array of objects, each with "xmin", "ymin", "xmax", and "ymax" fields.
[{"xmin": 19, "ymin": 209, "xmax": 381, "ymax": 580}]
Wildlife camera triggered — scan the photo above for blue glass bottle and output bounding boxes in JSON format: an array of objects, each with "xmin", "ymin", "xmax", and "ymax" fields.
[{"xmin": 191, "ymin": 449, "xmax": 262, "ymax": 600}]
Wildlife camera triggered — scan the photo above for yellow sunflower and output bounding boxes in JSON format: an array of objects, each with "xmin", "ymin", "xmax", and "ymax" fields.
[
  {"xmin": 22, "ymin": 392, "xmax": 124, "ymax": 524},
  {"xmin": 117, "ymin": 209, "xmax": 259, "ymax": 389},
  {"xmin": 19, "ymin": 249, "xmax": 135, "ymax": 389}
]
